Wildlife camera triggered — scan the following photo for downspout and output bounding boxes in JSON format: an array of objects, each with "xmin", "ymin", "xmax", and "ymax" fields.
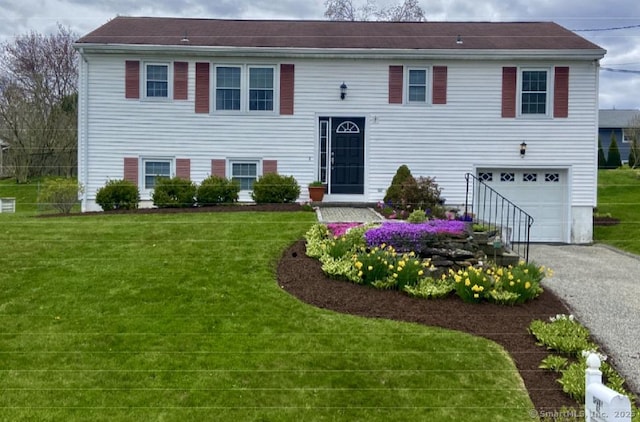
[{"xmin": 77, "ymin": 47, "xmax": 89, "ymax": 212}]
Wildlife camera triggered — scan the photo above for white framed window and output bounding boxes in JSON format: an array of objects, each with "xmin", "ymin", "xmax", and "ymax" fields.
[
  {"xmin": 249, "ymin": 67, "xmax": 274, "ymax": 111},
  {"xmin": 143, "ymin": 159, "xmax": 172, "ymax": 190},
  {"xmin": 214, "ymin": 65, "xmax": 276, "ymax": 112},
  {"xmin": 520, "ymin": 69, "xmax": 549, "ymax": 116},
  {"xmin": 406, "ymin": 68, "xmax": 428, "ymax": 104},
  {"xmin": 622, "ymin": 129, "xmax": 634, "ymax": 143},
  {"xmin": 231, "ymin": 161, "xmax": 259, "ymax": 191},
  {"xmin": 215, "ymin": 66, "xmax": 241, "ymax": 110},
  {"xmin": 144, "ymin": 63, "xmax": 170, "ymax": 98}
]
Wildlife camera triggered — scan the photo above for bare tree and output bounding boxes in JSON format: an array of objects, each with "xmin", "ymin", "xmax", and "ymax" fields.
[
  {"xmin": 325, "ymin": 0, "xmax": 425, "ymax": 21},
  {"xmin": 376, "ymin": 0, "xmax": 426, "ymax": 21},
  {"xmin": 0, "ymin": 24, "xmax": 78, "ymax": 182},
  {"xmin": 627, "ymin": 114, "xmax": 640, "ymax": 169}
]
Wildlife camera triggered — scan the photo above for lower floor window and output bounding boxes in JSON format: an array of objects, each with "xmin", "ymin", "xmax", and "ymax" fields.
[
  {"xmin": 231, "ymin": 162, "xmax": 258, "ymax": 190},
  {"xmin": 144, "ymin": 160, "xmax": 171, "ymax": 189}
]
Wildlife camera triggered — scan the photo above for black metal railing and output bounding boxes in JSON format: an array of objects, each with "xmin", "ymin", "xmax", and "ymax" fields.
[{"xmin": 464, "ymin": 173, "xmax": 534, "ymax": 262}]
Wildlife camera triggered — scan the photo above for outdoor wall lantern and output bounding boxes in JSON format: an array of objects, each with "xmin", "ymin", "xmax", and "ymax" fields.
[
  {"xmin": 520, "ymin": 141, "xmax": 527, "ymax": 157},
  {"xmin": 340, "ymin": 82, "xmax": 348, "ymax": 100}
]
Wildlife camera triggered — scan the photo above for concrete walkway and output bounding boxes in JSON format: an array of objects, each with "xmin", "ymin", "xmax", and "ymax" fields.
[
  {"xmin": 316, "ymin": 206, "xmax": 384, "ymax": 223},
  {"xmin": 530, "ymin": 244, "xmax": 640, "ymax": 395}
]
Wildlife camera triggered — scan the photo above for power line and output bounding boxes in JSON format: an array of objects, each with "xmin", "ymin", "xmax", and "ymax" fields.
[
  {"xmin": 601, "ymin": 67, "xmax": 640, "ymax": 74},
  {"xmin": 572, "ymin": 24, "xmax": 640, "ymax": 32}
]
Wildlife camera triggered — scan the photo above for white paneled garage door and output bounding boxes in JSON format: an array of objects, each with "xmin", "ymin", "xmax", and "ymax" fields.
[{"xmin": 476, "ymin": 169, "xmax": 568, "ymax": 243}]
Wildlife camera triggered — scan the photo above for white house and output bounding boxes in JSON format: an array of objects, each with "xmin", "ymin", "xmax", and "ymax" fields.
[{"xmin": 74, "ymin": 17, "xmax": 605, "ymax": 243}]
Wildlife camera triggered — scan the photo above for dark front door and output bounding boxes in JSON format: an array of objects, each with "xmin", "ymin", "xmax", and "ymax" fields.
[{"xmin": 330, "ymin": 117, "xmax": 365, "ymax": 194}]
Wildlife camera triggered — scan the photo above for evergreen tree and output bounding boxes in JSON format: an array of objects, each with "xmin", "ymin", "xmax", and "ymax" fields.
[
  {"xmin": 607, "ymin": 131, "xmax": 622, "ymax": 169},
  {"xmin": 598, "ymin": 138, "xmax": 607, "ymax": 169}
]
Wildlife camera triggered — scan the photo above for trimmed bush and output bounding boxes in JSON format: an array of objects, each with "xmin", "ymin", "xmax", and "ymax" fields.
[
  {"xmin": 38, "ymin": 177, "xmax": 83, "ymax": 214},
  {"xmin": 196, "ymin": 175, "xmax": 239, "ymax": 206},
  {"xmin": 607, "ymin": 131, "xmax": 622, "ymax": 169},
  {"xmin": 152, "ymin": 177, "xmax": 196, "ymax": 208},
  {"xmin": 251, "ymin": 173, "xmax": 300, "ymax": 203},
  {"xmin": 597, "ymin": 138, "xmax": 607, "ymax": 170},
  {"xmin": 383, "ymin": 165, "xmax": 416, "ymax": 210},
  {"xmin": 95, "ymin": 179, "xmax": 140, "ymax": 211},
  {"xmin": 629, "ymin": 138, "xmax": 640, "ymax": 169}
]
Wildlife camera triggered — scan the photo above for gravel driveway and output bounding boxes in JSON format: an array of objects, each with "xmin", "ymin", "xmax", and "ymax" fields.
[{"xmin": 530, "ymin": 243, "xmax": 640, "ymax": 395}]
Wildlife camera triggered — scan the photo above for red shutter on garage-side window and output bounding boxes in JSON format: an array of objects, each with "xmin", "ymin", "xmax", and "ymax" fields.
[
  {"xmin": 124, "ymin": 157, "xmax": 138, "ymax": 185},
  {"xmin": 432, "ymin": 66, "xmax": 448, "ymax": 105},
  {"xmin": 501, "ymin": 67, "xmax": 517, "ymax": 118},
  {"xmin": 554, "ymin": 67, "xmax": 569, "ymax": 118},
  {"xmin": 211, "ymin": 159, "xmax": 226, "ymax": 178},
  {"xmin": 263, "ymin": 160, "xmax": 278, "ymax": 175},
  {"xmin": 176, "ymin": 158, "xmax": 191, "ymax": 179},
  {"xmin": 195, "ymin": 62, "xmax": 210, "ymax": 114},
  {"xmin": 125, "ymin": 61, "xmax": 140, "ymax": 99},
  {"xmin": 280, "ymin": 64, "xmax": 295, "ymax": 115},
  {"xmin": 388, "ymin": 66, "xmax": 403, "ymax": 104},
  {"xmin": 174, "ymin": 62, "xmax": 188, "ymax": 100}
]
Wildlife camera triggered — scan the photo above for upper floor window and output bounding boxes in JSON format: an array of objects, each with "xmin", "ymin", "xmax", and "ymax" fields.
[
  {"xmin": 214, "ymin": 65, "xmax": 275, "ymax": 112},
  {"xmin": 521, "ymin": 70, "xmax": 548, "ymax": 115},
  {"xmin": 249, "ymin": 67, "xmax": 274, "ymax": 111},
  {"xmin": 145, "ymin": 64, "xmax": 169, "ymax": 98},
  {"xmin": 216, "ymin": 66, "xmax": 241, "ymax": 110},
  {"xmin": 407, "ymin": 68, "xmax": 427, "ymax": 103}
]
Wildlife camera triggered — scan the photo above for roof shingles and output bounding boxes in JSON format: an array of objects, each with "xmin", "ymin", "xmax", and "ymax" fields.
[{"xmin": 76, "ymin": 16, "xmax": 603, "ymax": 51}]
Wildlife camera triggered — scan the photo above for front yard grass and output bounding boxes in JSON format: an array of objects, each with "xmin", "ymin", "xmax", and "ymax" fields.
[
  {"xmin": 595, "ymin": 168, "xmax": 640, "ymax": 254},
  {"xmin": 0, "ymin": 211, "xmax": 535, "ymax": 421}
]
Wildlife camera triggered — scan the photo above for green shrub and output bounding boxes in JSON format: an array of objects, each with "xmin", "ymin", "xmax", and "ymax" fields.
[
  {"xmin": 629, "ymin": 138, "xmax": 640, "ymax": 169},
  {"xmin": 404, "ymin": 277, "xmax": 454, "ymax": 299},
  {"xmin": 598, "ymin": 138, "xmax": 607, "ymax": 169},
  {"xmin": 383, "ymin": 165, "xmax": 416, "ymax": 211},
  {"xmin": 529, "ymin": 314, "xmax": 596, "ymax": 355},
  {"xmin": 407, "ymin": 209, "xmax": 427, "ymax": 223},
  {"xmin": 251, "ymin": 173, "xmax": 300, "ymax": 203},
  {"xmin": 95, "ymin": 179, "xmax": 140, "ymax": 211},
  {"xmin": 607, "ymin": 131, "xmax": 622, "ymax": 169},
  {"xmin": 196, "ymin": 175, "xmax": 239, "ymax": 206},
  {"xmin": 38, "ymin": 177, "xmax": 83, "ymax": 214},
  {"xmin": 404, "ymin": 176, "xmax": 445, "ymax": 217},
  {"xmin": 152, "ymin": 177, "xmax": 196, "ymax": 208}
]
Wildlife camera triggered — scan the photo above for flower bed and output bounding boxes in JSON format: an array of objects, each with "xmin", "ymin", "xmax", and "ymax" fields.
[{"xmin": 304, "ymin": 221, "xmax": 548, "ymax": 305}]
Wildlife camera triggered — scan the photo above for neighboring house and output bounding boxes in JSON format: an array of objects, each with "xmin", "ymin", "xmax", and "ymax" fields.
[
  {"xmin": 598, "ymin": 109, "xmax": 640, "ymax": 163},
  {"xmin": 75, "ymin": 17, "xmax": 605, "ymax": 243}
]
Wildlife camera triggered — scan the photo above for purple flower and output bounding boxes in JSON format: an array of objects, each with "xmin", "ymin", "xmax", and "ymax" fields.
[{"xmin": 364, "ymin": 220, "xmax": 466, "ymax": 251}]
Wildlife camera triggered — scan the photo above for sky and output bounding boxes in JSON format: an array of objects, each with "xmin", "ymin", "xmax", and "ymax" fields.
[{"xmin": 1, "ymin": 0, "xmax": 639, "ymax": 110}]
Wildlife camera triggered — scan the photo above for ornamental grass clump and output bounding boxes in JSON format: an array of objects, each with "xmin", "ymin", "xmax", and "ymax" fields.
[{"xmin": 364, "ymin": 220, "xmax": 466, "ymax": 252}]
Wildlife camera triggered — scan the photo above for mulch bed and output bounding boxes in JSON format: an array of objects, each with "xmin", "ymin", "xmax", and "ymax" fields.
[{"xmin": 277, "ymin": 239, "xmax": 579, "ymax": 414}]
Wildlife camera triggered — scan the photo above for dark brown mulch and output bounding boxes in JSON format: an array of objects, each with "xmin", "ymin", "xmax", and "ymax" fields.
[
  {"xmin": 277, "ymin": 239, "xmax": 579, "ymax": 415},
  {"xmin": 593, "ymin": 216, "xmax": 620, "ymax": 226}
]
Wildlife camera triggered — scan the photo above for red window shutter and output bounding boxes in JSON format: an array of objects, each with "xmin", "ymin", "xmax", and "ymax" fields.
[
  {"xmin": 124, "ymin": 157, "xmax": 138, "ymax": 185},
  {"xmin": 388, "ymin": 66, "xmax": 403, "ymax": 104},
  {"xmin": 280, "ymin": 64, "xmax": 295, "ymax": 115},
  {"xmin": 174, "ymin": 61, "xmax": 188, "ymax": 100},
  {"xmin": 502, "ymin": 67, "xmax": 517, "ymax": 118},
  {"xmin": 125, "ymin": 61, "xmax": 140, "ymax": 99},
  {"xmin": 554, "ymin": 67, "xmax": 569, "ymax": 118},
  {"xmin": 195, "ymin": 62, "xmax": 210, "ymax": 114},
  {"xmin": 432, "ymin": 66, "xmax": 448, "ymax": 105},
  {"xmin": 176, "ymin": 158, "xmax": 191, "ymax": 179},
  {"xmin": 263, "ymin": 160, "xmax": 278, "ymax": 175},
  {"xmin": 211, "ymin": 159, "xmax": 226, "ymax": 178}
]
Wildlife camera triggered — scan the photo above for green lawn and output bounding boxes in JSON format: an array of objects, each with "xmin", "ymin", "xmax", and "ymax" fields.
[
  {"xmin": 0, "ymin": 211, "xmax": 535, "ymax": 421},
  {"xmin": 0, "ymin": 178, "xmax": 40, "ymax": 214},
  {"xmin": 595, "ymin": 168, "xmax": 640, "ymax": 254}
]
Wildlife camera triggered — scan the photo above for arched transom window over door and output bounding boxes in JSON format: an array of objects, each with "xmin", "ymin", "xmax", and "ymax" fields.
[{"xmin": 335, "ymin": 120, "xmax": 360, "ymax": 134}]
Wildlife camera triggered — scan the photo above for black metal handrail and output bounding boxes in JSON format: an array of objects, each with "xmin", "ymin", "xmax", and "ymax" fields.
[{"xmin": 464, "ymin": 173, "xmax": 534, "ymax": 262}]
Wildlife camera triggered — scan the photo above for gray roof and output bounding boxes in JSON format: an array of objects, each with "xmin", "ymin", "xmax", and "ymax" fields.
[
  {"xmin": 599, "ymin": 109, "xmax": 640, "ymax": 128},
  {"xmin": 76, "ymin": 16, "xmax": 604, "ymax": 52}
]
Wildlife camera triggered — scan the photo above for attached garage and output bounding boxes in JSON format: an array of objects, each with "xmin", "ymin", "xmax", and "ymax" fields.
[{"xmin": 476, "ymin": 168, "xmax": 569, "ymax": 243}]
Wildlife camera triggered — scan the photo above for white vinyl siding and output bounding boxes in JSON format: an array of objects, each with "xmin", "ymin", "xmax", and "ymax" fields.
[{"xmin": 79, "ymin": 54, "xmax": 599, "ymax": 242}]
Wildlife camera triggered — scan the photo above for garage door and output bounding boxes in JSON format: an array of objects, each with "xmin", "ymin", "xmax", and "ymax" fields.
[{"xmin": 476, "ymin": 169, "xmax": 568, "ymax": 243}]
